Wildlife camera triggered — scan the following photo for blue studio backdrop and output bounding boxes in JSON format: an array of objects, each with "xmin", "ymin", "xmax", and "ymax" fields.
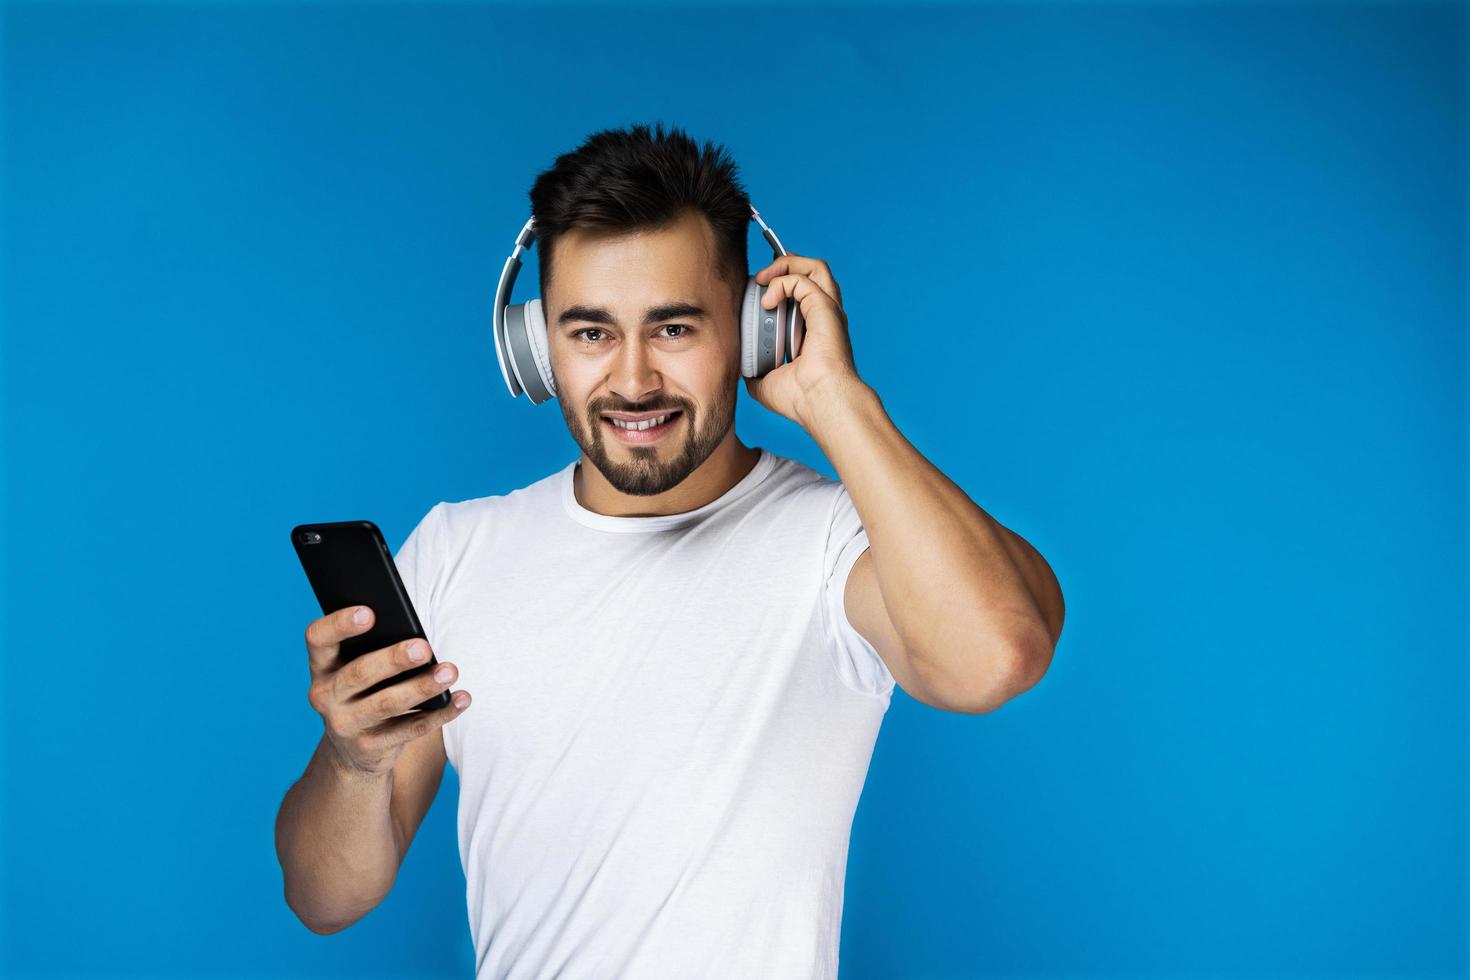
[{"xmin": 1, "ymin": 2, "xmax": 1465, "ymax": 978}]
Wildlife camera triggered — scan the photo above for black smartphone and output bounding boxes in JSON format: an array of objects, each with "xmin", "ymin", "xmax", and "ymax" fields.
[{"xmin": 290, "ymin": 519, "xmax": 450, "ymax": 713}]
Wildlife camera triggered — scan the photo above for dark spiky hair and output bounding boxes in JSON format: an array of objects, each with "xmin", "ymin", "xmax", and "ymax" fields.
[{"xmin": 528, "ymin": 121, "xmax": 751, "ymax": 316}]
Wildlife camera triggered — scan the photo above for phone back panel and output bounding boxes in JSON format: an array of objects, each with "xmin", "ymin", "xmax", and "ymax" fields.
[{"xmin": 291, "ymin": 519, "xmax": 447, "ymax": 711}]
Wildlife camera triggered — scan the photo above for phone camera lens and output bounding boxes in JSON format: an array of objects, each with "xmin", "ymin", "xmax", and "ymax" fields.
[{"xmin": 302, "ymin": 531, "xmax": 322, "ymax": 545}]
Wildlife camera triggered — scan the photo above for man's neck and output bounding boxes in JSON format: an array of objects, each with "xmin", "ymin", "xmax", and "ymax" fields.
[{"xmin": 573, "ymin": 435, "xmax": 762, "ymax": 518}]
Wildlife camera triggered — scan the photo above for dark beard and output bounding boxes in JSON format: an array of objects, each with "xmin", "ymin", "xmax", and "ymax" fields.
[{"xmin": 558, "ymin": 370, "xmax": 738, "ymax": 497}]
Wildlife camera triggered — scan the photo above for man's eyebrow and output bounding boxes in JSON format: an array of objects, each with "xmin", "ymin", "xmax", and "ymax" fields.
[{"xmin": 556, "ymin": 302, "xmax": 708, "ymax": 327}]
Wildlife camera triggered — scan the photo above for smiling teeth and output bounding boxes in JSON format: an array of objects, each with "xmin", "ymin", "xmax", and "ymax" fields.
[{"xmin": 610, "ymin": 414, "xmax": 671, "ymax": 431}]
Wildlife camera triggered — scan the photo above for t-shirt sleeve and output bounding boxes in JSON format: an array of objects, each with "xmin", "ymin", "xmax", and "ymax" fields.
[
  {"xmin": 392, "ymin": 502, "xmax": 445, "ymax": 646},
  {"xmin": 821, "ymin": 483, "xmax": 896, "ymax": 699}
]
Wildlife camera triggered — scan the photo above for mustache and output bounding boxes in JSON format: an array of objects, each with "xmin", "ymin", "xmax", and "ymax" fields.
[{"xmin": 592, "ymin": 401, "xmax": 689, "ymax": 416}]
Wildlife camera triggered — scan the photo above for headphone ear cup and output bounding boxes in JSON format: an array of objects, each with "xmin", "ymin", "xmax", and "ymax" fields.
[
  {"xmin": 522, "ymin": 297, "xmax": 557, "ymax": 401},
  {"xmin": 741, "ymin": 275, "xmax": 785, "ymax": 378},
  {"xmin": 503, "ymin": 299, "xmax": 556, "ymax": 404},
  {"xmin": 786, "ymin": 297, "xmax": 804, "ymax": 363},
  {"xmin": 494, "ymin": 302, "xmax": 523, "ymax": 398},
  {"xmin": 740, "ymin": 277, "xmax": 761, "ymax": 378}
]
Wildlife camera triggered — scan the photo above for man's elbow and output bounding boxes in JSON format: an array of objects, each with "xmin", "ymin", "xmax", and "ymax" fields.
[
  {"xmin": 960, "ymin": 626, "xmax": 1055, "ymax": 713},
  {"xmin": 295, "ymin": 908, "xmax": 360, "ymax": 936},
  {"xmin": 1005, "ymin": 623, "xmax": 1057, "ymax": 698},
  {"xmin": 284, "ymin": 885, "xmax": 369, "ymax": 936}
]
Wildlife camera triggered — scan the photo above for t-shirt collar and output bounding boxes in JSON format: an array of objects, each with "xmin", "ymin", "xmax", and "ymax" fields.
[{"xmin": 560, "ymin": 448, "xmax": 776, "ymax": 533}]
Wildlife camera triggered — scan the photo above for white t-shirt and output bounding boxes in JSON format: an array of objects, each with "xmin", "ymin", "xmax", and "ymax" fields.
[{"xmin": 394, "ymin": 447, "xmax": 895, "ymax": 979}]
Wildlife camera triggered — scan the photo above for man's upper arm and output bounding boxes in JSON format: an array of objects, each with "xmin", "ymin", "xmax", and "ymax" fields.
[
  {"xmin": 845, "ymin": 520, "xmax": 1063, "ymax": 713},
  {"xmin": 842, "ymin": 547, "xmax": 966, "ymax": 711},
  {"xmin": 844, "ymin": 547, "xmax": 1004, "ymax": 714},
  {"xmin": 841, "ymin": 548, "xmax": 908, "ymax": 690},
  {"xmin": 388, "ymin": 728, "xmax": 449, "ymax": 866}
]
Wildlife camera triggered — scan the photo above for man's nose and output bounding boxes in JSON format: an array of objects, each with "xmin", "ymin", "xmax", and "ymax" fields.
[{"xmin": 608, "ymin": 336, "xmax": 663, "ymax": 404}]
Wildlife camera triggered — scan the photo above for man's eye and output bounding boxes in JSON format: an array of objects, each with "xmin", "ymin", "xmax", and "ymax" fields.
[{"xmin": 573, "ymin": 325, "xmax": 689, "ymax": 343}]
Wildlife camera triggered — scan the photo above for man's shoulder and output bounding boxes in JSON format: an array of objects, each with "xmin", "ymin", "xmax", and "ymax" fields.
[
  {"xmin": 434, "ymin": 461, "xmax": 570, "ymax": 529},
  {"xmin": 753, "ymin": 450, "xmax": 847, "ymax": 513},
  {"xmin": 760, "ymin": 449, "xmax": 824, "ymax": 486}
]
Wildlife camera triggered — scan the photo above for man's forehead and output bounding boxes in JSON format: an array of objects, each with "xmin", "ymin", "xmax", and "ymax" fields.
[
  {"xmin": 547, "ymin": 256, "xmax": 727, "ymax": 318},
  {"xmin": 555, "ymin": 244, "xmax": 712, "ymax": 287},
  {"xmin": 554, "ymin": 211, "xmax": 717, "ymax": 272},
  {"xmin": 545, "ymin": 214, "xmax": 733, "ymax": 314}
]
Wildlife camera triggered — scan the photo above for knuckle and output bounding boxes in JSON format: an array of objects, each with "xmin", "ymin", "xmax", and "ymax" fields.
[
  {"xmin": 306, "ymin": 683, "xmax": 327, "ymax": 714},
  {"xmin": 346, "ymin": 655, "xmax": 374, "ymax": 689},
  {"xmin": 377, "ymin": 683, "xmax": 413, "ymax": 721},
  {"xmin": 409, "ymin": 718, "xmax": 432, "ymax": 741},
  {"xmin": 325, "ymin": 713, "xmax": 352, "ymax": 741}
]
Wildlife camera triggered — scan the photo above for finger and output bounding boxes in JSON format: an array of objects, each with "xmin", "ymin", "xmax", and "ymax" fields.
[
  {"xmin": 304, "ymin": 605, "xmax": 374, "ymax": 677},
  {"xmin": 362, "ymin": 688, "xmax": 472, "ymax": 751},
  {"xmin": 759, "ymin": 272, "xmax": 847, "ymax": 328},
  {"xmin": 355, "ymin": 657, "xmax": 459, "ymax": 728},
  {"xmin": 755, "ymin": 254, "xmax": 841, "ymax": 306},
  {"xmin": 333, "ymin": 636, "xmax": 433, "ymax": 701},
  {"xmin": 756, "ymin": 253, "xmax": 837, "ymax": 299}
]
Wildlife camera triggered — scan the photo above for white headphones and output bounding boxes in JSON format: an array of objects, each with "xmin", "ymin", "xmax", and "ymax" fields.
[{"xmin": 491, "ymin": 205, "xmax": 805, "ymax": 404}]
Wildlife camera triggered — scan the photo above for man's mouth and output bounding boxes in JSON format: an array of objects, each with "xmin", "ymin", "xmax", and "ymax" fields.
[{"xmin": 601, "ymin": 410, "xmax": 682, "ymax": 443}]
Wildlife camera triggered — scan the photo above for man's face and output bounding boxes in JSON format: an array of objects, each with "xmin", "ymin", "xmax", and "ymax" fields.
[{"xmin": 546, "ymin": 209, "xmax": 742, "ymax": 496}]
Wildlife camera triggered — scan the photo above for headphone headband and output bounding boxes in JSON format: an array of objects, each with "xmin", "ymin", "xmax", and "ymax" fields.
[{"xmin": 492, "ymin": 216, "xmax": 539, "ymax": 397}]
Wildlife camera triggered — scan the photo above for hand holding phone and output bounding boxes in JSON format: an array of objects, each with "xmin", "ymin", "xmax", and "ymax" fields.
[
  {"xmin": 292, "ymin": 519, "xmax": 470, "ymax": 777},
  {"xmin": 301, "ymin": 606, "xmax": 470, "ymax": 777}
]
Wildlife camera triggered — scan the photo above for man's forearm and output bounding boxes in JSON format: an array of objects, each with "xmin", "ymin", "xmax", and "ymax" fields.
[
  {"xmin": 274, "ymin": 735, "xmax": 401, "ymax": 934},
  {"xmin": 803, "ymin": 377, "xmax": 1062, "ymax": 686}
]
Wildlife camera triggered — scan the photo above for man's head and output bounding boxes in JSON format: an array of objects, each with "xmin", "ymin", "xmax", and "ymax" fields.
[{"xmin": 528, "ymin": 122, "xmax": 752, "ymax": 497}]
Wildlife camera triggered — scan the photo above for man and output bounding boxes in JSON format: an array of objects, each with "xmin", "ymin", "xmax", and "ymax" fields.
[{"xmin": 275, "ymin": 122, "xmax": 1064, "ymax": 978}]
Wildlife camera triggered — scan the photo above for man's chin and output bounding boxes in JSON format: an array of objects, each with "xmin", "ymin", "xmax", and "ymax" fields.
[{"xmin": 589, "ymin": 441, "xmax": 694, "ymax": 496}]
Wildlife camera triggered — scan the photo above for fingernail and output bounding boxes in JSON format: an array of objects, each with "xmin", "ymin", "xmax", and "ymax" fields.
[
  {"xmin": 453, "ymin": 693, "xmax": 469, "ymax": 708},
  {"xmin": 434, "ymin": 664, "xmax": 454, "ymax": 683},
  {"xmin": 353, "ymin": 607, "xmax": 370, "ymax": 625},
  {"xmin": 408, "ymin": 641, "xmax": 427, "ymax": 662}
]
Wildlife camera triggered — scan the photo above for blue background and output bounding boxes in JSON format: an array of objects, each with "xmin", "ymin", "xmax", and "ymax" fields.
[{"xmin": 2, "ymin": 1, "xmax": 1465, "ymax": 978}]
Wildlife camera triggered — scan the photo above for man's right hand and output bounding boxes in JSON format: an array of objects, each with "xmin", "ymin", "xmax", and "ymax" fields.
[{"xmin": 303, "ymin": 606, "xmax": 471, "ymax": 777}]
